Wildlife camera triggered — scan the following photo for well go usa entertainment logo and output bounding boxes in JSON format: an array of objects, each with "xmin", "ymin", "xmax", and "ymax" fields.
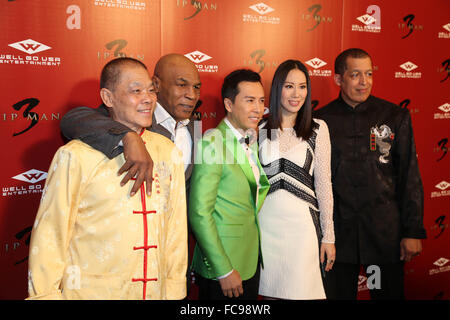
[
  {"xmin": 2, "ymin": 169, "xmax": 47, "ymax": 197},
  {"xmin": 185, "ymin": 51, "xmax": 218, "ymax": 73},
  {"xmin": 93, "ymin": 0, "xmax": 146, "ymax": 11},
  {"xmin": 243, "ymin": 2, "xmax": 280, "ymax": 25},
  {"xmin": 429, "ymin": 257, "xmax": 450, "ymax": 275},
  {"xmin": 352, "ymin": 5, "xmax": 381, "ymax": 33},
  {"xmin": 431, "ymin": 181, "xmax": 450, "ymax": 198},
  {"xmin": 1, "ymin": 39, "xmax": 61, "ymax": 67},
  {"xmin": 434, "ymin": 103, "xmax": 450, "ymax": 120},
  {"xmin": 395, "ymin": 61, "xmax": 422, "ymax": 79},
  {"xmin": 305, "ymin": 58, "xmax": 332, "ymax": 77},
  {"xmin": 438, "ymin": 23, "xmax": 450, "ymax": 39}
]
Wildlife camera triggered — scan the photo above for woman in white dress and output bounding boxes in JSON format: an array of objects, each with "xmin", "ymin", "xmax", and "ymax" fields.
[{"xmin": 258, "ymin": 60, "xmax": 335, "ymax": 299}]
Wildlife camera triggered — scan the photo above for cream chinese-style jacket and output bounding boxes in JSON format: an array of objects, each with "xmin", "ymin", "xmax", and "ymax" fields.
[{"xmin": 27, "ymin": 130, "xmax": 187, "ymax": 300}]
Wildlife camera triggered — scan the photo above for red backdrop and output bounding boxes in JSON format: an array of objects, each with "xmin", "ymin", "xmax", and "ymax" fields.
[{"xmin": 0, "ymin": 0, "xmax": 449, "ymax": 300}]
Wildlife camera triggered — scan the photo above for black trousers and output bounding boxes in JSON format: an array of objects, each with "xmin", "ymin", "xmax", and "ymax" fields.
[
  {"xmin": 324, "ymin": 262, "xmax": 405, "ymax": 300},
  {"xmin": 196, "ymin": 267, "xmax": 260, "ymax": 300}
]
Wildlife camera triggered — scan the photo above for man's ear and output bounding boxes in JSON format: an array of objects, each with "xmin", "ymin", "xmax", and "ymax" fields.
[
  {"xmin": 100, "ymin": 88, "xmax": 114, "ymax": 108},
  {"xmin": 334, "ymin": 74, "xmax": 342, "ymax": 87},
  {"xmin": 152, "ymin": 75, "xmax": 161, "ymax": 93},
  {"xmin": 224, "ymin": 98, "xmax": 233, "ymax": 113}
]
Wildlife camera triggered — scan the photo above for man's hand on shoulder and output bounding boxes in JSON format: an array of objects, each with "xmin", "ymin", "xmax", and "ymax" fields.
[{"xmin": 118, "ymin": 131, "xmax": 153, "ymax": 197}]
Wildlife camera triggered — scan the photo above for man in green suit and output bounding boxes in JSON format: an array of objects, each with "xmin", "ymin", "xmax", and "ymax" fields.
[{"xmin": 189, "ymin": 69, "xmax": 270, "ymax": 300}]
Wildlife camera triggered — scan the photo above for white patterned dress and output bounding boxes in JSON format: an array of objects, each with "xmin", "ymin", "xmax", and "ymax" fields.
[{"xmin": 258, "ymin": 119, "xmax": 334, "ymax": 299}]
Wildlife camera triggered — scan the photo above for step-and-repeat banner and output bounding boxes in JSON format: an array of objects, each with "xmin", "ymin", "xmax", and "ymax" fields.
[{"xmin": 1, "ymin": 0, "xmax": 449, "ymax": 300}]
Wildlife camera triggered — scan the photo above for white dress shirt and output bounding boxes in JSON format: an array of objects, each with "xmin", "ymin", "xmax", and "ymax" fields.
[{"xmin": 154, "ymin": 103, "xmax": 192, "ymax": 172}]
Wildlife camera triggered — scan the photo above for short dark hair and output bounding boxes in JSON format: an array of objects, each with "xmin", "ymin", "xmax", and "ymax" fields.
[
  {"xmin": 334, "ymin": 48, "xmax": 371, "ymax": 75},
  {"xmin": 221, "ymin": 69, "xmax": 261, "ymax": 105},
  {"xmin": 266, "ymin": 59, "xmax": 314, "ymax": 140},
  {"xmin": 100, "ymin": 57, "xmax": 147, "ymax": 90}
]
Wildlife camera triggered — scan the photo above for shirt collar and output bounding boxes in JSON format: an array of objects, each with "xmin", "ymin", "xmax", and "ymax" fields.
[
  {"xmin": 224, "ymin": 117, "xmax": 245, "ymax": 141},
  {"xmin": 338, "ymin": 93, "xmax": 372, "ymax": 111},
  {"xmin": 154, "ymin": 102, "xmax": 190, "ymax": 130},
  {"xmin": 223, "ymin": 117, "xmax": 258, "ymax": 150}
]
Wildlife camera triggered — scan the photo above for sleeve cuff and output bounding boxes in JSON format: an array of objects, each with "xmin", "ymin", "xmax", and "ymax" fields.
[{"xmin": 216, "ymin": 269, "xmax": 234, "ymax": 280}]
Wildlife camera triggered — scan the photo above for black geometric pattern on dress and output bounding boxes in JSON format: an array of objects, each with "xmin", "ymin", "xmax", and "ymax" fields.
[
  {"xmin": 307, "ymin": 121, "xmax": 320, "ymax": 151},
  {"xmin": 267, "ymin": 179, "xmax": 318, "ymax": 210},
  {"xmin": 304, "ymin": 149, "xmax": 313, "ymax": 172},
  {"xmin": 309, "ymin": 207, "xmax": 325, "ymax": 278},
  {"xmin": 262, "ymin": 158, "xmax": 314, "ymax": 191}
]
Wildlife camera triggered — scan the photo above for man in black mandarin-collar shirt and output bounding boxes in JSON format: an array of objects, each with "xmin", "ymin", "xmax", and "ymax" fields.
[{"xmin": 314, "ymin": 48, "xmax": 426, "ymax": 300}]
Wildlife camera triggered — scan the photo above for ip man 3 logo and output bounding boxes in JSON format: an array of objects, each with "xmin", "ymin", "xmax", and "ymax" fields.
[
  {"xmin": 301, "ymin": 4, "xmax": 333, "ymax": 32},
  {"xmin": 4, "ymin": 98, "xmax": 60, "ymax": 137},
  {"xmin": 439, "ymin": 59, "xmax": 450, "ymax": 83},
  {"xmin": 176, "ymin": 0, "xmax": 217, "ymax": 20},
  {"xmin": 432, "ymin": 215, "xmax": 448, "ymax": 239},
  {"xmin": 399, "ymin": 14, "xmax": 423, "ymax": 39},
  {"xmin": 436, "ymin": 138, "xmax": 448, "ymax": 162},
  {"xmin": 97, "ymin": 39, "xmax": 144, "ymax": 61}
]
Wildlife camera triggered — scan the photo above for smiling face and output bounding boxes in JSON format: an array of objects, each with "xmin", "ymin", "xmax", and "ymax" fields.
[
  {"xmin": 224, "ymin": 81, "xmax": 265, "ymax": 131},
  {"xmin": 280, "ymin": 68, "xmax": 308, "ymax": 118},
  {"xmin": 101, "ymin": 64, "xmax": 157, "ymax": 133},
  {"xmin": 153, "ymin": 55, "xmax": 201, "ymax": 122},
  {"xmin": 335, "ymin": 56, "xmax": 373, "ymax": 108}
]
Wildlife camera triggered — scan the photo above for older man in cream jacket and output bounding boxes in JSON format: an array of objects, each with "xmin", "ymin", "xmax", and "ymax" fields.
[{"xmin": 27, "ymin": 57, "xmax": 187, "ymax": 300}]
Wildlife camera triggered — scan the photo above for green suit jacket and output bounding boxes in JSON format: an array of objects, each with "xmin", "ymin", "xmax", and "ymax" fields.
[{"xmin": 189, "ymin": 120, "xmax": 270, "ymax": 281}]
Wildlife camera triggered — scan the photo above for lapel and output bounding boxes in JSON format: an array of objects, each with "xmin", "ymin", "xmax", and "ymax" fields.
[
  {"xmin": 184, "ymin": 120, "xmax": 196, "ymax": 180},
  {"xmin": 217, "ymin": 120, "xmax": 259, "ymax": 206}
]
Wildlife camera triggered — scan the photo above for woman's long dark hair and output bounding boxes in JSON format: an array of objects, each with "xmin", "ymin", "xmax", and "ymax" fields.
[{"xmin": 266, "ymin": 59, "xmax": 314, "ymax": 140}]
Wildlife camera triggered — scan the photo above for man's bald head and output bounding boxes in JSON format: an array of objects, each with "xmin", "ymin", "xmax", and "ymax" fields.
[
  {"xmin": 154, "ymin": 54, "xmax": 197, "ymax": 79},
  {"xmin": 152, "ymin": 53, "xmax": 201, "ymax": 122}
]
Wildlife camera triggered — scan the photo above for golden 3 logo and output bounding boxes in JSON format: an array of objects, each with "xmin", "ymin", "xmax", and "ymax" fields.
[
  {"xmin": 301, "ymin": 4, "xmax": 333, "ymax": 32},
  {"xmin": 243, "ymin": 49, "xmax": 280, "ymax": 74},
  {"xmin": 97, "ymin": 39, "xmax": 145, "ymax": 61}
]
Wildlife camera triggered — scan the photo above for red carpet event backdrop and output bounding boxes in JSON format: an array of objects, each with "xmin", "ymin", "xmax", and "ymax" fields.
[{"xmin": 0, "ymin": 0, "xmax": 449, "ymax": 300}]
